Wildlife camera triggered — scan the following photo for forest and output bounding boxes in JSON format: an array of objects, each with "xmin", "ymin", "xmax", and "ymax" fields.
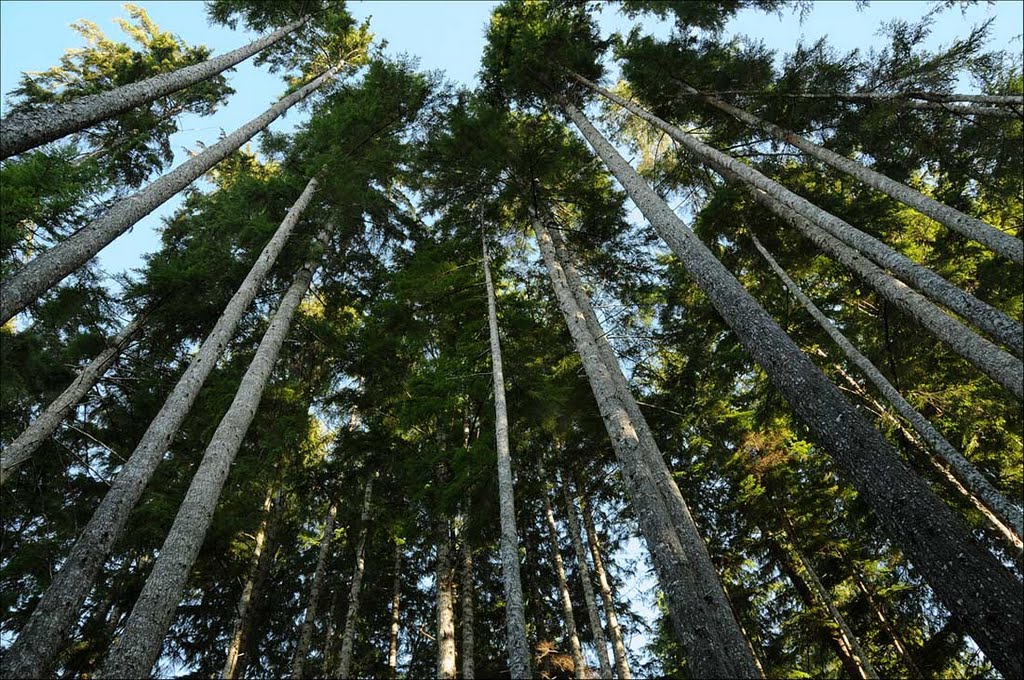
[{"xmin": 0, "ymin": 0, "xmax": 1022, "ymax": 677}]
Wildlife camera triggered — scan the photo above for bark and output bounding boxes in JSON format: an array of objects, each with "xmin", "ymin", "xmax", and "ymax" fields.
[
  {"xmin": 336, "ymin": 478, "xmax": 375, "ymax": 680},
  {"xmin": 1, "ymin": 313, "xmax": 144, "ymax": 484},
  {"xmin": 682, "ymin": 89, "xmax": 1024, "ymax": 106},
  {"xmin": 534, "ymin": 214, "xmax": 762, "ymax": 679},
  {"xmin": 561, "ymin": 480, "xmax": 612, "ymax": 680},
  {"xmin": 222, "ymin": 486, "xmax": 281, "ymax": 680},
  {"xmin": 580, "ymin": 496, "xmax": 631, "ymax": 680},
  {"xmin": 542, "ymin": 488, "xmax": 589, "ymax": 679},
  {"xmin": 388, "ymin": 543, "xmax": 402, "ymax": 680},
  {"xmin": 681, "ymin": 83, "xmax": 1023, "ymax": 265},
  {"xmin": 98, "ymin": 232, "xmax": 328, "ymax": 679},
  {"xmin": 435, "ymin": 516, "xmax": 457, "ymax": 680},
  {"xmin": 562, "ymin": 99, "xmax": 1024, "ymax": 678},
  {"xmin": 750, "ymin": 233, "xmax": 1023, "ymax": 541},
  {"xmin": 292, "ymin": 504, "xmax": 339, "ymax": 679},
  {"xmin": 481, "ymin": 232, "xmax": 532, "ymax": 679},
  {"xmin": 571, "ymin": 73, "xmax": 1024, "ymax": 365},
  {"xmin": 0, "ymin": 18, "xmax": 308, "ymax": 159},
  {"xmin": 460, "ymin": 521, "xmax": 475, "ymax": 680},
  {"xmin": 0, "ymin": 177, "xmax": 319, "ymax": 680},
  {"xmin": 0, "ymin": 64, "xmax": 340, "ymax": 324}
]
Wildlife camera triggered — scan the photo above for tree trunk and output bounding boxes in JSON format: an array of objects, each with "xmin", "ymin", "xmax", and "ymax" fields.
[
  {"xmin": 460, "ymin": 519, "xmax": 475, "ymax": 680},
  {"xmin": 561, "ymin": 99, "xmax": 1024, "ymax": 678},
  {"xmin": 336, "ymin": 477, "xmax": 375, "ymax": 680},
  {"xmin": 570, "ymin": 72, "xmax": 1023, "ymax": 365},
  {"xmin": 1, "ymin": 313, "xmax": 144, "ymax": 484},
  {"xmin": 542, "ymin": 487, "xmax": 589, "ymax": 679},
  {"xmin": 98, "ymin": 231, "xmax": 328, "ymax": 679},
  {"xmin": 0, "ymin": 65, "xmax": 340, "ymax": 324},
  {"xmin": 481, "ymin": 231, "xmax": 532, "ymax": 679},
  {"xmin": 435, "ymin": 516, "xmax": 457, "ymax": 680},
  {"xmin": 845, "ymin": 557, "xmax": 924, "ymax": 679},
  {"xmin": 750, "ymin": 233, "xmax": 1023, "ymax": 541},
  {"xmin": 681, "ymin": 83, "xmax": 1022, "ymax": 264},
  {"xmin": 0, "ymin": 18, "xmax": 308, "ymax": 159},
  {"xmin": 292, "ymin": 504, "xmax": 339, "ymax": 679},
  {"xmin": 534, "ymin": 214, "xmax": 762, "ymax": 679},
  {"xmin": 388, "ymin": 543, "xmax": 402, "ymax": 680},
  {"xmin": 0, "ymin": 177, "xmax": 320, "ymax": 680},
  {"xmin": 579, "ymin": 495, "xmax": 631, "ymax": 680},
  {"xmin": 680, "ymin": 89, "xmax": 1024, "ymax": 107},
  {"xmin": 561, "ymin": 479, "xmax": 612, "ymax": 680},
  {"xmin": 222, "ymin": 486, "xmax": 281, "ymax": 680}
]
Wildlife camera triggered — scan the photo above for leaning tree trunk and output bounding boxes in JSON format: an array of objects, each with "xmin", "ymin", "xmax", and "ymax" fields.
[
  {"xmin": 292, "ymin": 504, "xmax": 339, "ymax": 679},
  {"xmin": 561, "ymin": 99, "xmax": 1024, "ymax": 678},
  {"xmin": 534, "ymin": 213, "xmax": 762, "ymax": 679},
  {"xmin": 460, "ymin": 518, "xmax": 475, "ymax": 680},
  {"xmin": 336, "ymin": 478, "xmax": 375, "ymax": 680},
  {"xmin": 0, "ymin": 64, "xmax": 340, "ymax": 324},
  {"xmin": 570, "ymin": 73, "xmax": 1023, "ymax": 364},
  {"xmin": 1, "ymin": 312, "xmax": 144, "ymax": 484},
  {"xmin": 561, "ymin": 479, "xmax": 612, "ymax": 680},
  {"xmin": 542, "ymin": 486, "xmax": 589, "ymax": 679},
  {"xmin": 481, "ymin": 232, "xmax": 532, "ymax": 679},
  {"xmin": 99, "ymin": 231, "xmax": 328, "ymax": 679},
  {"xmin": 749, "ymin": 233, "xmax": 1023, "ymax": 541},
  {"xmin": 0, "ymin": 17, "xmax": 308, "ymax": 159},
  {"xmin": 680, "ymin": 89, "xmax": 1024, "ymax": 107},
  {"xmin": 680, "ymin": 83, "xmax": 1023, "ymax": 264},
  {"xmin": 579, "ymin": 493, "xmax": 631, "ymax": 680},
  {"xmin": 435, "ymin": 516, "xmax": 457, "ymax": 680},
  {"xmin": 388, "ymin": 543, "xmax": 402, "ymax": 680},
  {"xmin": 0, "ymin": 177, "xmax": 319, "ymax": 680}
]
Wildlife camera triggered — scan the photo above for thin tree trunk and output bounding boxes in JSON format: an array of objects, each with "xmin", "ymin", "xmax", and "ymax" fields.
[
  {"xmin": 534, "ymin": 214, "xmax": 762, "ymax": 679},
  {"xmin": 845, "ymin": 557, "xmax": 924, "ymax": 679},
  {"xmin": 561, "ymin": 479, "xmax": 612, "ymax": 680},
  {"xmin": 481, "ymin": 231, "xmax": 532, "ymax": 679},
  {"xmin": 750, "ymin": 233, "xmax": 1023, "ymax": 541},
  {"xmin": 542, "ymin": 487, "xmax": 589, "ymax": 679},
  {"xmin": 0, "ymin": 177, "xmax": 319, "ymax": 680},
  {"xmin": 0, "ymin": 65, "xmax": 340, "ymax": 324},
  {"xmin": 222, "ymin": 486, "xmax": 281, "ymax": 680},
  {"xmin": 336, "ymin": 478, "xmax": 375, "ymax": 680},
  {"xmin": 561, "ymin": 99, "xmax": 1024, "ymax": 678},
  {"xmin": 388, "ymin": 543, "xmax": 402, "ymax": 680},
  {"xmin": 292, "ymin": 504, "xmax": 339, "ymax": 679},
  {"xmin": 579, "ymin": 496, "xmax": 631, "ymax": 680},
  {"xmin": 1, "ymin": 313, "xmax": 144, "ymax": 484},
  {"xmin": 460, "ymin": 519, "xmax": 475, "ymax": 680},
  {"xmin": 681, "ymin": 83, "xmax": 1022, "ymax": 264},
  {"xmin": 436, "ymin": 516, "xmax": 457, "ymax": 680},
  {"xmin": 98, "ymin": 231, "xmax": 328, "ymax": 679},
  {"xmin": 571, "ymin": 72, "xmax": 1024, "ymax": 365},
  {"xmin": 0, "ymin": 18, "xmax": 308, "ymax": 159}
]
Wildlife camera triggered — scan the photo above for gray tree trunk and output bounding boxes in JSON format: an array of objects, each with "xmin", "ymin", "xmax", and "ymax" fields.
[
  {"xmin": 542, "ymin": 488, "xmax": 589, "ymax": 679},
  {"xmin": 534, "ymin": 214, "xmax": 762, "ymax": 679},
  {"xmin": 580, "ymin": 496, "xmax": 631, "ymax": 680},
  {"xmin": 337, "ymin": 478, "xmax": 375, "ymax": 680},
  {"xmin": 292, "ymin": 504, "xmax": 339, "ymax": 679},
  {"xmin": 0, "ymin": 177, "xmax": 319, "ymax": 680},
  {"xmin": 561, "ymin": 480, "xmax": 612, "ymax": 680},
  {"xmin": 678, "ymin": 89, "xmax": 1021, "ymax": 117},
  {"xmin": 460, "ymin": 520, "xmax": 475, "ymax": 680},
  {"xmin": 435, "ymin": 516, "xmax": 457, "ymax": 680},
  {"xmin": 571, "ymin": 73, "xmax": 1023, "ymax": 362},
  {"xmin": 388, "ymin": 543, "xmax": 402, "ymax": 680},
  {"xmin": 0, "ymin": 64, "xmax": 340, "ymax": 324},
  {"xmin": 750, "ymin": 233, "xmax": 1023, "ymax": 541},
  {"xmin": 1, "ymin": 313, "xmax": 143, "ymax": 484},
  {"xmin": 0, "ymin": 18, "xmax": 308, "ymax": 159},
  {"xmin": 98, "ymin": 231, "xmax": 328, "ymax": 679},
  {"xmin": 681, "ymin": 83, "xmax": 1022, "ymax": 264},
  {"xmin": 481, "ymin": 232, "xmax": 532, "ymax": 679},
  {"xmin": 562, "ymin": 99, "xmax": 1024, "ymax": 678}
]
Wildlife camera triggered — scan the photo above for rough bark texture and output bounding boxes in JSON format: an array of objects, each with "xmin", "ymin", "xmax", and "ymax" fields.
[
  {"xmin": 542, "ymin": 488, "xmax": 588, "ymax": 679},
  {"xmin": 0, "ymin": 177, "xmax": 319, "ymax": 680},
  {"xmin": 460, "ymin": 523, "xmax": 475, "ymax": 680},
  {"xmin": 534, "ymin": 214, "xmax": 762, "ymax": 679},
  {"xmin": 751, "ymin": 234, "xmax": 1023, "ymax": 540},
  {"xmin": 99, "ymin": 234, "xmax": 326, "ymax": 679},
  {"xmin": 336, "ymin": 478, "xmax": 374, "ymax": 680},
  {"xmin": 481, "ymin": 234, "xmax": 532, "ymax": 680},
  {"xmin": 0, "ymin": 65, "xmax": 339, "ymax": 324},
  {"xmin": 563, "ymin": 100, "xmax": 1024, "ymax": 678},
  {"xmin": 1, "ymin": 313, "xmax": 143, "ymax": 484},
  {"xmin": 436, "ymin": 516, "xmax": 457, "ymax": 680},
  {"xmin": 572, "ymin": 73, "xmax": 1024, "ymax": 363},
  {"xmin": 388, "ymin": 544, "xmax": 402, "ymax": 680},
  {"xmin": 0, "ymin": 18, "xmax": 307, "ymax": 159},
  {"xmin": 292, "ymin": 504, "xmax": 339, "ymax": 679},
  {"xmin": 579, "ymin": 496, "xmax": 631, "ymax": 680},
  {"xmin": 682, "ymin": 83, "xmax": 1023, "ymax": 265},
  {"xmin": 561, "ymin": 481, "xmax": 612, "ymax": 680}
]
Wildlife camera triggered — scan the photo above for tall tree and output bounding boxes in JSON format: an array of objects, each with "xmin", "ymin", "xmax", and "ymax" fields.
[
  {"xmin": 336, "ymin": 477, "xmax": 374, "ymax": 679},
  {"xmin": 291, "ymin": 504, "xmax": 338, "ymax": 679}
]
